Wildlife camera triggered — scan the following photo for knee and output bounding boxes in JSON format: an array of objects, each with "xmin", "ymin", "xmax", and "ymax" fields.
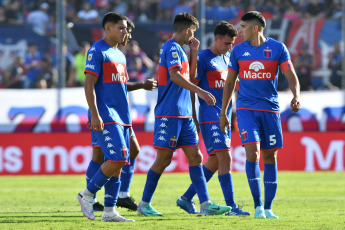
[
  {"xmin": 153, "ymin": 157, "xmax": 172, "ymax": 171},
  {"xmin": 92, "ymin": 148, "xmax": 104, "ymax": 164},
  {"xmin": 189, "ymin": 152, "xmax": 203, "ymax": 165},
  {"xmin": 246, "ymin": 151, "xmax": 260, "ymax": 162}
]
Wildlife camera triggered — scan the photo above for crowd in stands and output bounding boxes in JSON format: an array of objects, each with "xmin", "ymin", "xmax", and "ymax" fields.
[{"xmin": 0, "ymin": 0, "xmax": 343, "ymax": 90}]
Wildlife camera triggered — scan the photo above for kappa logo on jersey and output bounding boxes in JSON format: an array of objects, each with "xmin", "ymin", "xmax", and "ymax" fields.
[
  {"xmin": 159, "ymin": 123, "xmax": 167, "ymax": 128},
  {"xmin": 103, "ymin": 129, "xmax": 110, "ymax": 135},
  {"xmin": 107, "ymin": 143, "xmax": 114, "ymax": 148},
  {"xmin": 109, "ymin": 150, "xmax": 115, "ymax": 154},
  {"xmin": 170, "ymin": 46, "xmax": 176, "ymax": 51},
  {"xmin": 158, "ymin": 129, "xmax": 167, "ymax": 134},
  {"xmin": 214, "ymin": 138, "xmax": 221, "ymax": 143},
  {"xmin": 172, "ymin": 52, "xmax": 178, "ymax": 58},
  {"xmin": 243, "ymin": 52, "xmax": 251, "ymax": 56},
  {"xmin": 169, "ymin": 137, "xmax": 177, "ymax": 147},
  {"xmin": 211, "ymin": 125, "xmax": 219, "ymax": 130},
  {"xmin": 158, "ymin": 136, "xmax": 166, "ymax": 141},
  {"xmin": 90, "ymin": 47, "xmax": 96, "ymax": 52},
  {"xmin": 88, "ymin": 54, "xmax": 92, "ymax": 61},
  {"xmin": 212, "ymin": 132, "xmax": 220, "ymax": 137},
  {"xmin": 211, "ymin": 61, "xmax": 218, "ymax": 67},
  {"xmin": 105, "ymin": 136, "xmax": 112, "ymax": 141},
  {"xmin": 243, "ymin": 61, "xmax": 272, "ymax": 79}
]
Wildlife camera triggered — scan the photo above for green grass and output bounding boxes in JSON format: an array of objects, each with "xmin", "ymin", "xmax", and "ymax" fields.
[{"xmin": 0, "ymin": 172, "xmax": 344, "ymax": 229}]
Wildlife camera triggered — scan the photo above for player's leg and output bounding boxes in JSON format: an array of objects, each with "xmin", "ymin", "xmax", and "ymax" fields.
[
  {"xmin": 117, "ymin": 129, "xmax": 139, "ymax": 211},
  {"xmin": 137, "ymin": 148, "xmax": 173, "ymax": 216},
  {"xmin": 260, "ymin": 111, "xmax": 283, "ymax": 219},
  {"xmin": 237, "ymin": 110, "xmax": 265, "ymax": 218}
]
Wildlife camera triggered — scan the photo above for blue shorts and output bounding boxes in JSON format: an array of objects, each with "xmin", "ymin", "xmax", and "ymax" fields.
[
  {"xmin": 91, "ymin": 123, "xmax": 130, "ymax": 163},
  {"xmin": 153, "ymin": 117, "xmax": 199, "ymax": 151},
  {"xmin": 200, "ymin": 122, "xmax": 231, "ymax": 155},
  {"xmin": 237, "ymin": 110, "xmax": 283, "ymax": 150}
]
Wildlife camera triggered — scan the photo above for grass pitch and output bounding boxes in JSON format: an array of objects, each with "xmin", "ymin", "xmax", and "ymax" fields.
[{"xmin": 0, "ymin": 172, "xmax": 344, "ymax": 230}]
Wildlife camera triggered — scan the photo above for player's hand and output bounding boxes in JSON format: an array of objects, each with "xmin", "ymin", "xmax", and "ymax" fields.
[
  {"xmin": 197, "ymin": 89, "xmax": 216, "ymax": 106},
  {"xmin": 143, "ymin": 78, "xmax": 157, "ymax": 90},
  {"xmin": 189, "ymin": 37, "xmax": 200, "ymax": 51},
  {"xmin": 220, "ymin": 115, "xmax": 230, "ymax": 134},
  {"xmin": 290, "ymin": 96, "xmax": 301, "ymax": 113},
  {"xmin": 91, "ymin": 115, "xmax": 104, "ymax": 132}
]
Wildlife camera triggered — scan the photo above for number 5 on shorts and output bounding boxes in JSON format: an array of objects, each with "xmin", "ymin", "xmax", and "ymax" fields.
[{"xmin": 269, "ymin": 134, "xmax": 276, "ymax": 146}]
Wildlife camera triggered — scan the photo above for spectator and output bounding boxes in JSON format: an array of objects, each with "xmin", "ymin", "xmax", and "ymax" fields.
[
  {"xmin": 328, "ymin": 42, "xmax": 343, "ymax": 89},
  {"xmin": 293, "ymin": 43, "xmax": 316, "ymax": 91},
  {"xmin": 2, "ymin": 56, "xmax": 25, "ymax": 88},
  {"xmin": 127, "ymin": 40, "xmax": 153, "ymax": 74},
  {"xmin": 35, "ymin": 56, "xmax": 58, "ymax": 88},
  {"xmin": 74, "ymin": 41, "xmax": 90, "ymax": 86},
  {"xmin": 0, "ymin": 7, "xmax": 5, "ymax": 24},
  {"xmin": 26, "ymin": 2, "xmax": 49, "ymax": 34},
  {"xmin": 172, "ymin": 0, "xmax": 195, "ymax": 20},
  {"xmin": 24, "ymin": 42, "xmax": 43, "ymax": 88},
  {"xmin": 76, "ymin": 2, "xmax": 100, "ymax": 23},
  {"xmin": 63, "ymin": 43, "xmax": 76, "ymax": 87},
  {"xmin": 128, "ymin": 57, "xmax": 147, "ymax": 82},
  {"xmin": 304, "ymin": 0, "xmax": 326, "ymax": 19},
  {"xmin": 157, "ymin": 0, "xmax": 178, "ymax": 21},
  {"xmin": 4, "ymin": 0, "xmax": 24, "ymax": 25}
]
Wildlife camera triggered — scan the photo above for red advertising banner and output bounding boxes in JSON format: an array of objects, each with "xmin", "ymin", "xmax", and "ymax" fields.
[{"xmin": 0, "ymin": 132, "xmax": 344, "ymax": 175}]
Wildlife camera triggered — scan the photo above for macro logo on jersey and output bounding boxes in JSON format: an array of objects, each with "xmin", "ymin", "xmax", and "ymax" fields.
[
  {"xmin": 103, "ymin": 62, "xmax": 128, "ymax": 84},
  {"xmin": 207, "ymin": 69, "xmax": 228, "ymax": 88},
  {"xmin": 239, "ymin": 60, "xmax": 279, "ymax": 80}
]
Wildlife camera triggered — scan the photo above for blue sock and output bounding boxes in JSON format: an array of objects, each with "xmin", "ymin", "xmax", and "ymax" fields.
[
  {"xmin": 218, "ymin": 173, "xmax": 236, "ymax": 207},
  {"xmin": 142, "ymin": 169, "xmax": 161, "ymax": 203},
  {"xmin": 120, "ymin": 158, "xmax": 136, "ymax": 193},
  {"xmin": 189, "ymin": 165, "xmax": 210, "ymax": 204},
  {"xmin": 87, "ymin": 167, "xmax": 110, "ymax": 194},
  {"xmin": 246, "ymin": 161, "xmax": 263, "ymax": 208},
  {"xmin": 104, "ymin": 177, "xmax": 121, "ymax": 207},
  {"xmin": 86, "ymin": 160, "xmax": 101, "ymax": 199},
  {"xmin": 182, "ymin": 165, "xmax": 214, "ymax": 201},
  {"xmin": 264, "ymin": 163, "xmax": 278, "ymax": 210}
]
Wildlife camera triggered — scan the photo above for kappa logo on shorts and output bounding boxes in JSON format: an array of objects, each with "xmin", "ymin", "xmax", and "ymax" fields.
[
  {"xmin": 105, "ymin": 136, "xmax": 112, "ymax": 141},
  {"xmin": 214, "ymin": 138, "xmax": 221, "ymax": 143},
  {"xmin": 109, "ymin": 150, "xmax": 115, "ymax": 154},
  {"xmin": 107, "ymin": 143, "xmax": 114, "ymax": 148},
  {"xmin": 103, "ymin": 129, "xmax": 110, "ymax": 135},
  {"xmin": 158, "ymin": 136, "xmax": 166, "ymax": 141},
  {"xmin": 160, "ymin": 117, "xmax": 168, "ymax": 121},
  {"xmin": 211, "ymin": 125, "xmax": 219, "ymax": 130},
  {"xmin": 158, "ymin": 129, "xmax": 167, "ymax": 134},
  {"xmin": 169, "ymin": 136, "xmax": 177, "ymax": 147},
  {"xmin": 241, "ymin": 129, "xmax": 248, "ymax": 141},
  {"xmin": 212, "ymin": 132, "xmax": 220, "ymax": 137},
  {"xmin": 160, "ymin": 123, "xmax": 167, "ymax": 128}
]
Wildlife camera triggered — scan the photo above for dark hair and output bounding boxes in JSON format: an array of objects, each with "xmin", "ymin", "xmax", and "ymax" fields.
[
  {"xmin": 102, "ymin": 12, "xmax": 127, "ymax": 29},
  {"xmin": 124, "ymin": 16, "xmax": 135, "ymax": 30},
  {"xmin": 214, "ymin": 21, "xmax": 238, "ymax": 38},
  {"xmin": 241, "ymin": 11, "xmax": 266, "ymax": 29},
  {"xmin": 173, "ymin": 12, "xmax": 199, "ymax": 33}
]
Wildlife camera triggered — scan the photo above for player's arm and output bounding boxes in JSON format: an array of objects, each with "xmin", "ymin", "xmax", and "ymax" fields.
[
  {"xmin": 189, "ymin": 37, "xmax": 199, "ymax": 81},
  {"xmin": 127, "ymin": 78, "xmax": 157, "ymax": 91},
  {"xmin": 283, "ymin": 68, "xmax": 301, "ymax": 113},
  {"xmin": 190, "ymin": 79, "xmax": 200, "ymax": 132},
  {"xmin": 170, "ymin": 68, "xmax": 215, "ymax": 106},
  {"xmin": 84, "ymin": 72, "xmax": 104, "ymax": 132},
  {"xmin": 220, "ymin": 70, "xmax": 238, "ymax": 134}
]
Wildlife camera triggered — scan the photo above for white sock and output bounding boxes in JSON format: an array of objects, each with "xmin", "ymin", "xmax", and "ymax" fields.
[
  {"xmin": 82, "ymin": 189, "xmax": 94, "ymax": 198},
  {"xmin": 104, "ymin": 207, "xmax": 115, "ymax": 213},
  {"xmin": 118, "ymin": 192, "xmax": 130, "ymax": 198},
  {"xmin": 93, "ymin": 198, "xmax": 97, "ymax": 204},
  {"xmin": 200, "ymin": 200, "xmax": 211, "ymax": 208}
]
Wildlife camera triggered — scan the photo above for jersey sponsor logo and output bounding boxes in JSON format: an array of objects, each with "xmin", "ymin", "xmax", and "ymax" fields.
[
  {"xmin": 169, "ymin": 137, "xmax": 177, "ymax": 147},
  {"xmin": 158, "ymin": 136, "xmax": 166, "ymax": 141},
  {"xmin": 207, "ymin": 69, "xmax": 227, "ymax": 88},
  {"xmin": 243, "ymin": 52, "xmax": 251, "ymax": 56},
  {"xmin": 170, "ymin": 46, "xmax": 176, "ymax": 51},
  {"xmin": 180, "ymin": 61, "xmax": 190, "ymax": 79},
  {"xmin": 103, "ymin": 62, "xmax": 128, "ymax": 84},
  {"xmin": 172, "ymin": 52, "xmax": 178, "ymax": 58},
  {"xmin": 105, "ymin": 136, "xmax": 112, "ymax": 141},
  {"xmin": 170, "ymin": 59, "xmax": 180, "ymax": 65},
  {"xmin": 85, "ymin": 64, "xmax": 95, "ymax": 70},
  {"xmin": 88, "ymin": 54, "xmax": 92, "ymax": 61},
  {"xmin": 243, "ymin": 61, "xmax": 272, "ymax": 80}
]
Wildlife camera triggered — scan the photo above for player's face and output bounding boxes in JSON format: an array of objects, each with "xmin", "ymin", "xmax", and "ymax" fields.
[
  {"xmin": 216, "ymin": 35, "xmax": 237, "ymax": 55},
  {"xmin": 122, "ymin": 28, "xmax": 132, "ymax": 46},
  {"xmin": 185, "ymin": 25, "xmax": 196, "ymax": 44},
  {"xmin": 108, "ymin": 20, "xmax": 128, "ymax": 44},
  {"xmin": 239, "ymin": 21, "xmax": 253, "ymax": 42}
]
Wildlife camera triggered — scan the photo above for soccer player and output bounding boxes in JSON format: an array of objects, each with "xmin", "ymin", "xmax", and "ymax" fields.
[
  {"xmin": 137, "ymin": 12, "xmax": 231, "ymax": 216},
  {"xmin": 85, "ymin": 16, "xmax": 157, "ymax": 213},
  {"xmin": 176, "ymin": 21, "xmax": 250, "ymax": 216},
  {"xmin": 77, "ymin": 12, "xmax": 135, "ymax": 222},
  {"xmin": 220, "ymin": 11, "xmax": 301, "ymax": 219}
]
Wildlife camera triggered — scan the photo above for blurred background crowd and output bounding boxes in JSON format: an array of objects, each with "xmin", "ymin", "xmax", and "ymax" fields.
[{"xmin": 0, "ymin": 0, "xmax": 343, "ymax": 90}]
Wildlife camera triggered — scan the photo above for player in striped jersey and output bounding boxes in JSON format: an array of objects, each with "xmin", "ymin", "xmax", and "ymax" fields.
[{"xmin": 220, "ymin": 11, "xmax": 301, "ymax": 219}]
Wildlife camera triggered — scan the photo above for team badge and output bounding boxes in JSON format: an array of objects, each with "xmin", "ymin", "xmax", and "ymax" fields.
[
  {"xmin": 169, "ymin": 136, "xmax": 177, "ymax": 147},
  {"xmin": 88, "ymin": 54, "xmax": 92, "ymax": 61},
  {"xmin": 172, "ymin": 52, "xmax": 178, "ymax": 58},
  {"xmin": 241, "ymin": 129, "xmax": 248, "ymax": 141},
  {"xmin": 225, "ymin": 137, "xmax": 231, "ymax": 147},
  {"xmin": 264, "ymin": 47, "xmax": 272, "ymax": 58},
  {"xmin": 121, "ymin": 146, "xmax": 127, "ymax": 158}
]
